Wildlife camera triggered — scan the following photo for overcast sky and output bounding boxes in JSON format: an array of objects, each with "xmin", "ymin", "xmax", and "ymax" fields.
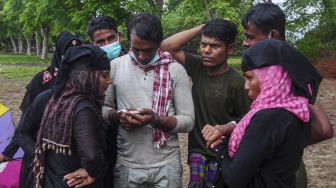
[{"xmin": 272, "ymin": 0, "xmax": 284, "ymax": 5}]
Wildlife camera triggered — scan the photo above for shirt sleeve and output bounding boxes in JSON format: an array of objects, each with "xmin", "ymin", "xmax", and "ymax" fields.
[
  {"xmin": 73, "ymin": 107, "xmax": 107, "ymax": 178},
  {"xmin": 170, "ymin": 63, "xmax": 195, "ymax": 133},
  {"xmin": 1, "ymin": 140, "xmax": 20, "ymax": 159},
  {"xmin": 102, "ymin": 61, "xmax": 117, "ymax": 124},
  {"xmin": 14, "ymin": 90, "xmax": 52, "ymax": 158},
  {"xmin": 231, "ymin": 77, "xmax": 252, "ymax": 118},
  {"xmin": 183, "ymin": 52, "xmax": 202, "ymax": 78},
  {"xmin": 14, "ymin": 101, "xmax": 42, "ymax": 158}
]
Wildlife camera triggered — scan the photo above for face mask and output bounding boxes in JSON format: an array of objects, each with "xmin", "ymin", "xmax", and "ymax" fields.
[
  {"xmin": 130, "ymin": 50, "xmax": 160, "ymax": 65},
  {"xmin": 100, "ymin": 38, "xmax": 122, "ymax": 61},
  {"xmin": 268, "ymin": 31, "xmax": 273, "ymax": 39}
]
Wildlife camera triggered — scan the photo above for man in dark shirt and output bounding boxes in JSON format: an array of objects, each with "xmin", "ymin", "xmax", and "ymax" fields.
[{"xmin": 162, "ymin": 19, "xmax": 251, "ymax": 187}]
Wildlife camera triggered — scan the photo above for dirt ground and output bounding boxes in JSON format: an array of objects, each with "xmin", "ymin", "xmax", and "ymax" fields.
[{"xmin": 0, "ymin": 77, "xmax": 335, "ymax": 187}]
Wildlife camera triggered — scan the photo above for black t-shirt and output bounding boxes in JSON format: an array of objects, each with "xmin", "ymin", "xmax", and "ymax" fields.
[{"xmin": 184, "ymin": 53, "xmax": 251, "ymax": 158}]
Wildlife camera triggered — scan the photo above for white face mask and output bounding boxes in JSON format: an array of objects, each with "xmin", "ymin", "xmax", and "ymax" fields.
[
  {"xmin": 268, "ymin": 31, "xmax": 273, "ymax": 39},
  {"xmin": 100, "ymin": 37, "xmax": 122, "ymax": 61},
  {"xmin": 130, "ymin": 50, "xmax": 160, "ymax": 65}
]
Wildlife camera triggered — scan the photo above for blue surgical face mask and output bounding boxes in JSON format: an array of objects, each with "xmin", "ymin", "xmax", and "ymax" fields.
[
  {"xmin": 100, "ymin": 38, "xmax": 122, "ymax": 61},
  {"xmin": 130, "ymin": 50, "xmax": 160, "ymax": 65}
]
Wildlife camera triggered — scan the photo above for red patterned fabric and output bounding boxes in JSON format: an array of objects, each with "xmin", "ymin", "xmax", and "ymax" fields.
[
  {"xmin": 130, "ymin": 49, "xmax": 175, "ymax": 148},
  {"xmin": 228, "ymin": 65, "xmax": 310, "ymax": 158}
]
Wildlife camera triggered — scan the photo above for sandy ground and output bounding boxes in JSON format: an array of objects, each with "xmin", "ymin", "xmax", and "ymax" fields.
[{"xmin": 0, "ymin": 77, "xmax": 335, "ymax": 187}]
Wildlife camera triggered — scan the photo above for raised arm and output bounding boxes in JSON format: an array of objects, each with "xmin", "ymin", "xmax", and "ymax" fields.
[
  {"xmin": 309, "ymin": 102, "xmax": 334, "ymax": 144},
  {"xmin": 161, "ymin": 24, "xmax": 204, "ymax": 64}
]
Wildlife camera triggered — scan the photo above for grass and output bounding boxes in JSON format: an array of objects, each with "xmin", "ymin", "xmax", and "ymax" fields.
[
  {"xmin": 0, "ymin": 52, "xmax": 51, "ymax": 65},
  {"xmin": 0, "ymin": 53, "xmax": 51, "ymax": 81},
  {"xmin": 0, "ymin": 65, "xmax": 47, "ymax": 81}
]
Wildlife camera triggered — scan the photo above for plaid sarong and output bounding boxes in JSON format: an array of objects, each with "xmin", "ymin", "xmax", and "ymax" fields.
[
  {"xmin": 188, "ymin": 152, "xmax": 218, "ymax": 188},
  {"xmin": 129, "ymin": 49, "xmax": 175, "ymax": 148}
]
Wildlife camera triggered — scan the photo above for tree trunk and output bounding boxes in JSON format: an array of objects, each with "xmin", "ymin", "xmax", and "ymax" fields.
[
  {"xmin": 40, "ymin": 27, "xmax": 49, "ymax": 59},
  {"xmin": 154, "ymin": 0, "xmax": 164, "ymax": 18},
  {"xmin": 202, "ymin": 0, "xmax": 212, "ymax": 21},
  {"xmin": 35, "ymin": 31, "xmax": 40, "ymax": 56},
  {"xmin": 18, "ymin": 35, "xmax": 23, "ymax": 54},
  {"xmin": 25, "ymin": 36, "xmax": 32, "ymax": 56},
  {"xmin": 9, "ymin": 36, "xmax": 18, "ymax": 53},
  {"xmin": 148, "ymin": 0, "xmax": 164, "ymax": 18}
]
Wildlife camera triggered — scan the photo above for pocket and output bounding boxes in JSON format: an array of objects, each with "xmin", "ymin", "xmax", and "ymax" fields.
[{"xmin": 128, "ymin": 168, "xmax": 148, "ymax": 184}]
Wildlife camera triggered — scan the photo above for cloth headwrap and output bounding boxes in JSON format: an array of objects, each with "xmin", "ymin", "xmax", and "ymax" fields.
[
  {"xmin": 53, "ymin": 45, "xmax": 110, "ymax": 97},
  {"xmin": 228, "ymin": 65, "xmax": 310, "ymax": 158},
  {"xmin": 241, "ymin": 39, "xmax": 322, "ymax": 104},
  {"xmin": 51, "ymin": 31, "xmax": 83, "ymax": 76},
  {"xmin": 33, "ymin": 45, "xmax": 109, "ymax": 188},
  {"xmin": 129, "ymin": 48, "xmax": 175, "ymax": 148}
]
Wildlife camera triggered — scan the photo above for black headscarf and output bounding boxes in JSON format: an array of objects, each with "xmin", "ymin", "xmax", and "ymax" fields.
[
  {"xmin": 241, "ymin": 39, "xmax": 322, "ymax": 104},
  {"xmin": 19, "ymin": 31, "xmax": 82, "ymax": 113},
  {"xmin": 53, "ymin": 45, "xmax": 111, "ymax": 97},
  {"xmin": 34, "ymin": 45, "xmax": 110, "ymax": 188},
  {"xmin": 51, "ymin": 31, "xmax": 83, "ymax": 75}
]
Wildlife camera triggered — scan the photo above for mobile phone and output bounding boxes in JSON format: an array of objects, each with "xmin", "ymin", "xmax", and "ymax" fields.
[{"xmin": 128, "ymin": 110, "xmax": 142, "ymax": 115}]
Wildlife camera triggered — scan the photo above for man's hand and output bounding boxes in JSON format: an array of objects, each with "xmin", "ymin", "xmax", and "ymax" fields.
[
  {"xmin": 127, "ymin": 108, "xmax": 157, "ymax": 127},
  {"xmin": 63, "ymin": 168, "xmax": 95, "ymax": 188},
  {"xmin": 119, "ymin": 108, "xmax": 157, "ymax": 131},
  {"xmin": 202, "ymin": 124, "xmax": 223, "ymax": 148},
  {"xmin": 0, "ymin": 154, "xmax": 9, "ymax": 163},
  {"xmin": 119, "ymin": 110, "xmax": 137, "ymax": 131},
  {"xmin": 202, "ymin": 122, "xmax": 236, "ymax": 148}
]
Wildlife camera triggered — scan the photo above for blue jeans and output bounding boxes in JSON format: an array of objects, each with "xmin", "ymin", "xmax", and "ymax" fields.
[{"xmin": 114, "ymin": 159, "xmax": 183, "ymax": 188}]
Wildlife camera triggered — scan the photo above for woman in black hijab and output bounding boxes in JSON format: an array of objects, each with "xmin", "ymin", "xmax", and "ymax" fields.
[
  {"xmin": 1, "ymin": 32, "xmax": 82, "ymax": 163},
  {"xmin": 19, "ymin": 31, "xmax": 83, "ymax": 113},
  {"xmin": 209, "ymin": 40, "xmax": 322, "ymax": 188},
  {"xmin": 25, "ymin": 45, "xmax": 111, "ymax": 188}
]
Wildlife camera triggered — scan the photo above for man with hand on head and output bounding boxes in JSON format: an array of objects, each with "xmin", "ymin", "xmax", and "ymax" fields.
[{"xmin": 161, "ymin": 19, "xmax": 251, "ymax": 187}]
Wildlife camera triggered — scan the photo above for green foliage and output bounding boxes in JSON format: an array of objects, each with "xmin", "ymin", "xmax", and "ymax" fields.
[
  {"xmin": 228, "ymin": 56, "xmax": 242, "ymax": 73},
  {"xmin": 284, "ymin": 0, "xmax": 336, "ymax": 59}
]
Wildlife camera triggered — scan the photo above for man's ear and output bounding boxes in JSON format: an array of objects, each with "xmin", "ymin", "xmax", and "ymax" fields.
[
  {"xmin": 227, "ymin": 43, "xmax": 235, "ymax": 55},
  {"xmin": 90, "ymin": 39, "xmax": 95, "ymax": 46},
  {"xmin": 269, "ymin": 29, "xmax": 282, "ymax": 40},
  {"xmin": 117, "ymin": 32, "xmax": 122, "ymax": 40}
]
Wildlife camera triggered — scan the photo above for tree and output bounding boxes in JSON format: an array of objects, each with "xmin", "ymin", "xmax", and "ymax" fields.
[
  {"xmin": 284, "ymin": 0, "xmax": 336, "ymax": 58},
  {"xmin": 1, "ymin": 0, "xmax": 23, "ymax": 53},
  {"xmin": 162, "ymin": 0, "xmax": 252, "ymax": 54}
]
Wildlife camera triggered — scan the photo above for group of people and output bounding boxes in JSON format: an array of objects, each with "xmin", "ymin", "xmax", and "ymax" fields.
[{"xmin": 0, "ymin": 2, "xmax": 333, "ymax": 188}]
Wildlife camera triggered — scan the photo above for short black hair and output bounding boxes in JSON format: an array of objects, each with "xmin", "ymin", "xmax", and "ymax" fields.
[
  {"xmin": 201, "ymin": 18, "xmax": 238, "ymax": 45},
  {"xmin": 87, "ymin": 16, "xmax": 118, "ymax": 39},
  {"xmin": 242, "ymin": 3, "xmax": 286, "ymax": 38},
  {"xmin": 127, "ymin": 13, "xmax": 163, "ymax": 45}
]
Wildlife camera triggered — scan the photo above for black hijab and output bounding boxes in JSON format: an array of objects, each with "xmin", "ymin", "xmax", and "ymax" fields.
[
  {"xmin": 51, "ymin": 31, "xmax": 83, "ymax": 76},
  {"xmin": 241, "ymin": 39, "xmax": 322, "ymax": 104},
  {"xmin": 19, "ymin": 32, "xmax": 82, "ymax": 113},
  {"xmin": 53, "ymin": 45, "xmax": 111, "ymax": 97}
]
